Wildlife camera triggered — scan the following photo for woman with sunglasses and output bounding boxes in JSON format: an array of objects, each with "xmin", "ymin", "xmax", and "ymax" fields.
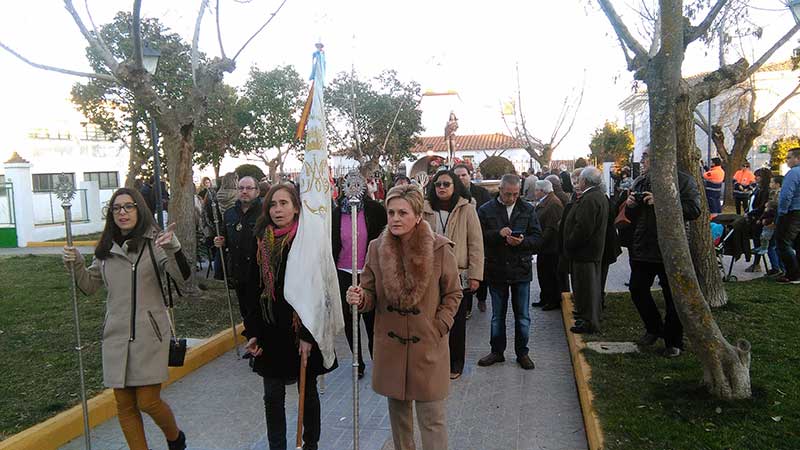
[
  {"xmin": 422, "ymin": 170, "xmax": 484, "ymax": 380},
  {"xmin": 62, "ymin": 188, "xmax": 190, "ymax": 450}
]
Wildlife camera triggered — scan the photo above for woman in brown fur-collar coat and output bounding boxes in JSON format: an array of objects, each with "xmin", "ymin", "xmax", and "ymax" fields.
[{"xmin": 347, "ymin": 184, "xmax": 463, "ymax": 450}]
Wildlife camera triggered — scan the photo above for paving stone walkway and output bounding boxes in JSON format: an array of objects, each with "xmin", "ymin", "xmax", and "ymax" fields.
[
  {"xmin": 57, "ymin": 247, "xmax": 763, "ymax": 450},
  {"xmin": 60, "ymin": 262, "xmax": 587, "ymax": 450}
]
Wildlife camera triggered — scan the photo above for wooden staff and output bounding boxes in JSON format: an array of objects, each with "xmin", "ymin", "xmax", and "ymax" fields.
[
  {"xmin": 296, "ymin": 354, "xmax": 308, "ymax": 450},
  {"xmin": 56, "ymin": 174, "xmax": 91, "ymax": 450},
  {"xmin": 208, "ymin": 188, "xmax": 240, "ymax": 357}
]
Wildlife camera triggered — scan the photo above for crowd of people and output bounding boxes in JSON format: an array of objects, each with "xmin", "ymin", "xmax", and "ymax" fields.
[{"xmin": 59, "ymin": 146, "xmax": 800, "ymax": 449}]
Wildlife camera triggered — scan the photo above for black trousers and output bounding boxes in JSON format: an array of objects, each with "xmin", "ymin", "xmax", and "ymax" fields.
[
  {"xmin": 536, "ymin": 253, "xmax": 561, "ymax": 305},
  {"xmin": 263, "ymin": 376, "xmax": 320, "ymax": 450},
  {"xmin": 475, "ymin": 280, "xmax": 488, "ymax": 303},
  {"xmin": 449, "ymin": 289, "xmax": 471, "ymax": 374},
  {"xmin": 337, "ymin": 270, "xmax": 375, "ymax": 370},
  {"xmin": 629, "ymin": 259, "xmax": 683, "ymax": 349},
  {"xmin": 776, "ymin": 211, "xmax": 800, "ymax": 279},
  {"xmin": 234, "ymin": 280, "xmax": 260, "ymax": 321}
]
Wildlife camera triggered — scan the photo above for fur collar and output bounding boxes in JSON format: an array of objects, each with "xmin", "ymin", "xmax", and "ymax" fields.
[{"xmin": 377, "ymin": 220, "xmax": 436, "ymax": 309}]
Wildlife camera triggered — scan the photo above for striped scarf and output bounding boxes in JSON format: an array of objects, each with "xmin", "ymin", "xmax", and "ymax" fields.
[{"xmin": 257, "ymin": 221, "xmax": 298, "ymax": 322}]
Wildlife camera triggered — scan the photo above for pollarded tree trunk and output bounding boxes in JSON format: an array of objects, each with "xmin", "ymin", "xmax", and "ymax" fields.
[
  {"xmin": 163, "ymin": 124, "xmax": 199, "ymax": 294},
  {"xmin": 646, "ymin": 0, "xmax": 750, "ymax": 399},
  {"xmin": 676, "ymin": 96, "xmax": 728, "ymax": 307}
]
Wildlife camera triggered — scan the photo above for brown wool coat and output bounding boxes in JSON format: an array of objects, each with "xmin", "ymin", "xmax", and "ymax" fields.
[
  {"xmin": 74, "ymin": 228, "xmax": 182, "ymax": 388},
  {"xmin": 359, "ymin": 221, "xmax": 463, "ymax": 401},
  {"xmin": 422, "ymin": 197, "xmax": 484, "ymax": 281}
]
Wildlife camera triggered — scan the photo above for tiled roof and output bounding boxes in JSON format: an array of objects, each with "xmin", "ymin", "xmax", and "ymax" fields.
[{"xmin": 408, "ymin": 133, "xmax": 526, "ymax": 153}]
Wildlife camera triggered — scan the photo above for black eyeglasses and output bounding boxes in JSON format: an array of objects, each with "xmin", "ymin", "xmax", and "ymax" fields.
[
  {"xmin": 238, "ymin": 186, "xmax": 257, "ymax": 191},
  {"xmin": 434, "ymin": 181, "xmax": 452, "ymax": 188},
  {"xmin": 111, "ymin": 203, "xmax": 137, "ymax": 215}
]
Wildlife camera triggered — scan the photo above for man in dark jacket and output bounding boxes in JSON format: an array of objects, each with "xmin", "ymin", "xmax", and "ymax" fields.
[
  {"xmin": 214, "ymin": 176, "xmax": 262, "ymax": 324},
  {"xmin": 532, "ymin": 180, "xmax": 564, "ymax": 311},
  {"xmin": 546, "ymin": 174, "xmax": 570, "ymax": 207},
  {"xmin": 332, "ymin": 193, "xmax": 386, "ymax": 378},
  {"xmin": 626, "ymin": 150, "xmax": 701, "ymax": 357},
  {"xmin": 455, "ymin": 163, "xmax": 492, "ymax": 313},
  {"xmin": 477, "ymin": 174, "xmax": 542, "ymax": 370},
  {"xmin": 563, "ymin": 167, "xmax": 608, "ymax": 334},
  {"xmin": 559, "ymin": 165, "xmax": 574, "ymax": 194}
]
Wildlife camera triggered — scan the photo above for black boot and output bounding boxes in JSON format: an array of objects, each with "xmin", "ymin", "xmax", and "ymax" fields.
[{"xmin": 168, "ymin": 430, "xmax": 186, "ymax": 450}]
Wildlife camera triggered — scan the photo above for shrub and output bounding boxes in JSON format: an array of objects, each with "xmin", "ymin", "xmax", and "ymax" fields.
[
  {"xmin": 235, "ymin": 164, "xmax": 266, "ymax": 181},
  {"xmin": 479, "ymin": 156, "xmax": 515, "ymax": 180},
  {"xmin": 770, "ymin": 136, "xmax": 800, "ymax": 170}
]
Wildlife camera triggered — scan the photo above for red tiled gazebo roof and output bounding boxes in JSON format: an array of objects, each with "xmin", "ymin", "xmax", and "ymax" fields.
[{"xmin": 408, "ymin": 133, "xmax": 526, "ymax": 153}]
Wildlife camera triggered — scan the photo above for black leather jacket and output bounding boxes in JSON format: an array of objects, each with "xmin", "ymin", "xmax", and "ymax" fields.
[{"xmin": 626, "ymin": 171, "xmax": 701, "ymax": 263}]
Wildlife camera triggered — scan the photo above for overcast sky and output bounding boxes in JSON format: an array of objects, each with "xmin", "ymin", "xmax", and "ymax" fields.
[{"xmin": 0, "ymin": 0, "xmax": 797, "ymax": 161}]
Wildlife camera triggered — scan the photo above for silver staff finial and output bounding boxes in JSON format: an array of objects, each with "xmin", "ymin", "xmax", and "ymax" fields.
[
  {"xmin": 54, "ymin": 173, "xmax": 76, "ymax": 206},
  {"xmin": 343, "ymin": 170, "xmax": 366, "ymax": 201}
]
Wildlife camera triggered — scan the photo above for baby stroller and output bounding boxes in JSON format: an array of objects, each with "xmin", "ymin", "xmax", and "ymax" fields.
[{"xmin": 711, "ymin": 214, "xmax": 752, "ymax": 282}]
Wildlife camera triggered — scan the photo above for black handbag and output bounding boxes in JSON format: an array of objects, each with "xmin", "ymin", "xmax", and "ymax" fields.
[{"xmin": 148, "ymin": 240, "xmax": 187, "ymax": 367}]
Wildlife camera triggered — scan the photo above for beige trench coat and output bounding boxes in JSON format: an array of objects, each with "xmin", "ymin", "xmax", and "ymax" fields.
[
  {"xmin": 74, "ymin": 228, "xmax": 182, "ymax": 388},
  {"xmin": 359, "ymin": 221, "xmax": 463, "ymax": 401},
  {"xmin": 422, "ymin": 196, "xmax": 484, "ymax": 282}
]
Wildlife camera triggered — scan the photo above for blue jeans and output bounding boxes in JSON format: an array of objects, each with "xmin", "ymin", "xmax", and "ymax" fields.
[
  {"xmin": 768, "ymin": 236, "xmax": 784, "ymax": 272},
  {"xmin": 489, "ymin": 282, "xmax": 531, "ymax": 357}
]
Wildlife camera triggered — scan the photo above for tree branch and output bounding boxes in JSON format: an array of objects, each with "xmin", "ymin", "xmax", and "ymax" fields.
[
  {"xmin": 694, "ymin": 106, "xmax": 709, "ymax": 133},
  {"xmin": 596, "ymin": 0, "xmax": 648, "ymax": 61},
  {"xmin": 746, "ymin": 22, "xmax": 800, "ymax": 78},
  {"xmin": 84, "ymin": 0, "xmax": 113, "ymax": 61},
  {"xmin": 215, "ymin": 0, "xmax": 226, "ymax": 59},
  {"xmin": 686, "ymin": 0, "xmax": 729, "ymax": 44},
  {"xmin": 132, "ymin": 0, "xmax": 144, "ymax": 71},
  {"xmin": 192, "ymin": 0, "xmax": 209, "ymax": 88},
  {"xmin": 758, "ymin": 81, "xmax": 800, "ymax": 125},
  {"xmin": 232, "ymin": 0, "xmax": 290, "ymax": 62},
  {"xmin": 551, "ymin": 82, "xmax": 585, "ymax": 151},
  {"xmin": 0, "ymin": 41, "xmax": 117, "ymax": 82},
  {"xmin": 63, "ymin": 0, "xmax": 119, "ymax": 72}
]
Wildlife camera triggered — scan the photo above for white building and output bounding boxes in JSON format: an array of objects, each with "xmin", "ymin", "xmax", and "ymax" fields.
[{"xmin": 619, "ymin": 60, "xmax": 800, "ymax": 169}]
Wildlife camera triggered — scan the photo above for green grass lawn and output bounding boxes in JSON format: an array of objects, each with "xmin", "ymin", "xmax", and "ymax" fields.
[
  {"xmin": 584, "ymin": 279, "xmax": 799, "ymax": 450},
  {"xmin": 0, "ymin": 255, "xmax": 236, "ymax": 439}
]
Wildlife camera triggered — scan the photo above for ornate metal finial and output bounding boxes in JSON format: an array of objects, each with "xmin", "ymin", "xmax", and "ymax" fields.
[
  {"xmin": 54, "ymin": 173, "xmax": 76, "ymax": 207},
  {"xmin": 343, "ymin": 170, "xmax": 366, "ymax": 201}
]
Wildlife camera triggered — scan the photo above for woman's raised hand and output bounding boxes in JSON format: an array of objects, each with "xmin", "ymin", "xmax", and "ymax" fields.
[
  {"xmin": 155, "ymin": 223, "xmax": 177, "ymax": 249},
  {"xmin": 346, "ymin": 286, "xmax": 364, "ymax": 307},
  {"xmin": 62, "ymin": 246, "xmax": 81, "ymax": 268}
]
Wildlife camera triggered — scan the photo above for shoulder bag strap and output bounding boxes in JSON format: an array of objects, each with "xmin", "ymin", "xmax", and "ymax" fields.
[{"xmin": 147, "ymin": 239, "xmax": 177, "ymax": 338}]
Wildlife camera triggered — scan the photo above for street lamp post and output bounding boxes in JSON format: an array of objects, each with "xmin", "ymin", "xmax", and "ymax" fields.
[
  {"xmin": 142, "ymin": 45, "xmax": 164, "ymax": 228},
  {"xmin": 789, "ymin": 0, "xmax": 800, "ymax": 23}
]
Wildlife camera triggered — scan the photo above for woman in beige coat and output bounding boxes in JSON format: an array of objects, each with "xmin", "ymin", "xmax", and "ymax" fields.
[
  {"xmin": 422, "ymin": 169, "xmax": 483, "ymax": 379},
  {"xmin": 347, "ymin": 184, "xmax": 462, "ymax": 450},
  {"xmin": 63, "ymin": 188, "xmax": 190, "ymax": 450}
]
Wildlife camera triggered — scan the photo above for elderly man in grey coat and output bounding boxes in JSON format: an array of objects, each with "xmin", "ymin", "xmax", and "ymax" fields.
[{"xmin": 562, "ymin": 167, "xmax": 608, "ymax": 334}]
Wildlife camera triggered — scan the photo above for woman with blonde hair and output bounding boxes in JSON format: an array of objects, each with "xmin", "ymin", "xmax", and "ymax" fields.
[{"xmin": 347, "ymin": 184, "xmax": 462, "ymax": 449}]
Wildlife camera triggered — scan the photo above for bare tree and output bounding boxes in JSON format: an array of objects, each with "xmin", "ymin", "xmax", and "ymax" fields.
[
  {"xmin": 597, "ymin": 0, "xmax": 799, "ymax": 399},
  {"xmin": 504, "ymin": 64, "xmax": 584, "ymax": 170},
  {"xmin": 1, "ymin": 0, "xmax": 289, "ymax": 287},
  {"xmin": 696, "ymin": 76, "xmax": 800, "ymax": 206}
]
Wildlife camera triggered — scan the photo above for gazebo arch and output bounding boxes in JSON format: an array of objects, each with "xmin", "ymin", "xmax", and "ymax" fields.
[{"xmin": 409, "ymin": 155, "xmax": 445, "ymax": 177}]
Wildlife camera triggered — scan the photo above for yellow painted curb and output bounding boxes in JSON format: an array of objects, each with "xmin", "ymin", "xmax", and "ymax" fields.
[
  {"xmin": 561, "ymin": 292, "xmax": 605, "ymax": 450},
  {"xmin": 27, "ymin": 241, "xmax": 98, "ymax": 247},
  {"xmin": 0, "ymin": 324, "xmax": 245, "ymax": 450}
]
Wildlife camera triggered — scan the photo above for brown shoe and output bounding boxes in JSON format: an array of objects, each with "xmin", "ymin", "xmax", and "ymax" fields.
[
  {"xmin": 478, "ymin": 300, "xmax": 487, "ymax": 312},
  {"xmin": 517, "ymin": 355, "xmax": 535, "ymax": 370},
  {"xmin": 477, "ymin": 352, "xmax": 505, "ymax": 366}
]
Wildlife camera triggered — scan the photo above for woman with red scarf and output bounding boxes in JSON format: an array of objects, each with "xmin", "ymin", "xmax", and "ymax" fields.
[{"xmin": 245, "ymin": 183, "xmax": 337, "ymax": 450}]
